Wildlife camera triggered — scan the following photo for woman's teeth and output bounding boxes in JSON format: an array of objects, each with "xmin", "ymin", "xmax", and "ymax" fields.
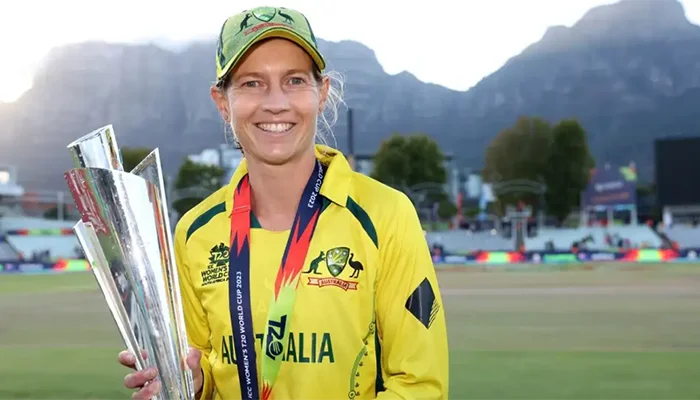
[{"xmin": 256, "ymin": 123, "xmax": 294, "ymax": 133}]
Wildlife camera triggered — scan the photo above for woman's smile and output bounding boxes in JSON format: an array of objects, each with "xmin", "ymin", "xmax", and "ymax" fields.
[{"xmin": 254, "ymin": 122, "xmax": 296, "ymax": 134}]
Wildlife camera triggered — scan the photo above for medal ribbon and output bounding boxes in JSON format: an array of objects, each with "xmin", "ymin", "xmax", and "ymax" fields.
[{"xmin": 228, "ymin": 160, "xmax": 326, "ymax": 400}]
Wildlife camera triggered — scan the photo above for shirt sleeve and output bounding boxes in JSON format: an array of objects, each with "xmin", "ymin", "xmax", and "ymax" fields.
[
  {"xmin": 374, "ymin": 193, "xmax": 450, "ymax": 399},
  {"xmin": 174, "ymin": 221, "xmax": 215, "ymax": 400}
]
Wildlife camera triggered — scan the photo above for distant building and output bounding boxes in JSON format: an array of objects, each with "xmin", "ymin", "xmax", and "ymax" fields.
[
  {"xmin": 188, "ymin": 144, "xmax": 244, "ymax": 186},
  {"xmin": 0, "ymin": 164, "xmax": 24, "ymax": 197},
  {"xmin": 188, "ymin": 144, "xmax": 244, "ymax": 169}
]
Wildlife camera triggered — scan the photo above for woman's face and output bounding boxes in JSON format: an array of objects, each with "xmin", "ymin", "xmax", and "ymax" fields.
[{"xmin": 211, "ymin": 38, "xmax": 329, "ymax": 166}]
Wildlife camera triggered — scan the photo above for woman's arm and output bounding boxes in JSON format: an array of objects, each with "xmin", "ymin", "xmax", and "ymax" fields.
[{"xmin": 374, "ymin": 194, "xmax": 449, "ymax": 399}]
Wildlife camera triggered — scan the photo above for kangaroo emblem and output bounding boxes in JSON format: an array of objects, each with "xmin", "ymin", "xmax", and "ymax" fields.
[
  {"xmin": 238, "ymin": 13, "xmax": 252, "ymax": 33},
  {"xmin": 303, "ymin": 251, "xmax": 325, "ymax": 275},
  {"xmin": 348, "ymin": 253, "xmax": 364, "ymax": 278},
  {"xmin": 278, "ymin": 10, "xmax": 294, "ymax": 24}
]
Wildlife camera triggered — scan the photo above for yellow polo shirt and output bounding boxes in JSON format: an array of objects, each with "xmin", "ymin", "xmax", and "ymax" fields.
[{"xmin": 174, "ymin": 145, "xmax": 449, "ymax": 399}]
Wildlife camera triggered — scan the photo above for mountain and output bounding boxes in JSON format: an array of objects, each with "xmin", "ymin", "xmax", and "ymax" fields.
[
  {"xmin": 463, "ymin": 0, "xmax": 700, "ymax": 180},
  {"xmin": 527, "ymin": 0, "xmax": 699, "ymax": 53},
  {"xmin": 0, "ymin": 0, "xmax": 699, "ymax": 191}
]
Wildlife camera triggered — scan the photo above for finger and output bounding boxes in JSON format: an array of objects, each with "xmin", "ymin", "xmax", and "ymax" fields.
[
  {"xmin": 132, "ymin": 379, "xmax": 162, "ymax": 400},
  {"xmin": 118, "ymin": 351, "xmax": 137, "ymax": 369},
  {"xmin": 119, "ymin": 349, "xmax": 151, "ymax": 371},
  {"xmin": 186, "ymin": 348, "xmax": 205, "ymax": 394},
  {"xmin": 123, "ymin": 368, "xmax": 158, "ymax": 390},
  {"xmin": 185, "ymin": 348, "xmax": 202, "ymax": 372}
]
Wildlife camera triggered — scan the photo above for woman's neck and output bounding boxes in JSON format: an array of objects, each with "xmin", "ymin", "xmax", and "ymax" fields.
[{"xmin": 246, "ymin": 149, "xmax": 316, "ymax": 231}]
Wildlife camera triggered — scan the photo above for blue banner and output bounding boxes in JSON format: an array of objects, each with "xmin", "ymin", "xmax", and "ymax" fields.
[
  {"xmin": 581, "ymin": 165, "xmax": 637, "ymax": 207},
  {"xmin": 0, "ymin": 262, "xmax": 55, "ymax": 274}
]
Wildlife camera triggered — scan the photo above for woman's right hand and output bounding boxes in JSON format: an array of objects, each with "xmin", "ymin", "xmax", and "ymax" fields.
[{"xmin": 119, "ymin": 348, "xmax": 204, "ymax": 400}]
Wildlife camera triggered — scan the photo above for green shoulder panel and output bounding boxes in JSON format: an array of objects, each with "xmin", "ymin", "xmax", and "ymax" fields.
[
  {"xmin": 346, "ymin": 197, "xmax": 379, "ymax": 249},
  {"xmin": 185, "ymin": 202, "xmax": 227, "ymax": 243}
]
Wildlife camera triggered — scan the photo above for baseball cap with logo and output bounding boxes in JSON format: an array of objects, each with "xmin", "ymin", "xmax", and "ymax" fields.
[{"xmin": 215, "ymin": 6, "xmax": 326, "ymax": 86}]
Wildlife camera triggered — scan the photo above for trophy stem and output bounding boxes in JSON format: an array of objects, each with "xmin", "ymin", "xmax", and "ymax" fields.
[{"xmin": 131, "ymin": 149, "xmax": 196, "ymax": 399}]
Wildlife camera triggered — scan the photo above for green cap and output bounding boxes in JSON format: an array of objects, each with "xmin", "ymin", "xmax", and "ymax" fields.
[{"xmin": 215, "ymin": 6, "xmax": 326, "ymax": 85}]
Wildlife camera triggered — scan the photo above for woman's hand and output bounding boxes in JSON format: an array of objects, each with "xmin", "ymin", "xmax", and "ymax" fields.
[{"xmin": 118, "ymin": 348, "xmax": 204, "ymax": 399}]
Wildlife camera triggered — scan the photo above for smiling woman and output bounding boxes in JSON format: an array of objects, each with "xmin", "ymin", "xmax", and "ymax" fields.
[
  {"xmin": 213, "ymin": 38, "xmax": 332, "ymax": 168},
  {"xmin": 117, "ymin": 5, "xmax": 449, "ymax": 400}
]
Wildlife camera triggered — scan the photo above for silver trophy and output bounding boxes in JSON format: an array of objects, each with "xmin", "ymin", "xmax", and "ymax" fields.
[{"xmin": 65, "ymin": 125, "xmax": 195, "ymax": 400}]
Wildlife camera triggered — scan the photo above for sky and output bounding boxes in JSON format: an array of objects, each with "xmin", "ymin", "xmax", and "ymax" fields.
[{"xmin": 0, "ymin": 0, "xmax": 699, "ymax": 103}]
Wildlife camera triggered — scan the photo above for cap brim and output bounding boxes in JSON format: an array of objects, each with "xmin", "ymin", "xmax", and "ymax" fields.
[{"xmin": 218, "ymin": 27, "xmax": 326, "ymax": 83}]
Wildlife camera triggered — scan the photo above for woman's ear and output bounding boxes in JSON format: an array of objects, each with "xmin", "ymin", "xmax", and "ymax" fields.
[
  {"xmin": 210, "ymin": 85, "xmax": 230, "ymax": 122},
  {"xmin": 318, "ymin": 76, "xmax": 330, "ymax": 113}
]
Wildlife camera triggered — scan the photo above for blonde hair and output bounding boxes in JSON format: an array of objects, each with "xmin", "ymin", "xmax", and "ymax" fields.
[
  {"xmin": 315, "ymin": 70, "xmax": 346, "ymax": 149},
  {"xmin": 222, "ymin": 70, "xmax": 346, "ymax": 151}
]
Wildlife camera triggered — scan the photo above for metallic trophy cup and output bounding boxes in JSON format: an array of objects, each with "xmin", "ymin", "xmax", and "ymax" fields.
[{"xmin": 65, "ymin": 125, "xmax": 195, "ymax": 400}]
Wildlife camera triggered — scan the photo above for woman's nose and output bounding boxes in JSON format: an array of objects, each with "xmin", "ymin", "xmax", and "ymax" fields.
[{"xmin": 261, "ymin": 85, "xmax": 290, "ymax": 114}]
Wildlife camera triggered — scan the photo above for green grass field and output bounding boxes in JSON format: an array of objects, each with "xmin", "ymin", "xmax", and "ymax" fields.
[{"xmin": 1, "ymin": 263, "xmax": 699, "ymax": 399}]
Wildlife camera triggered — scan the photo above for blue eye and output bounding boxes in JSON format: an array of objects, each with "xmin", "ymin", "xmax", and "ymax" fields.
[
  {"xmin": 243, "ymin": 81, "xmax": 260, "ymax": 88},
  {"xmin": 289, "ymin": 77, "xmax": 305, "ymax": 85}
]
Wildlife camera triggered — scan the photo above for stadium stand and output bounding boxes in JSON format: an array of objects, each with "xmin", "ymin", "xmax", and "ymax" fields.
[
  {"xmin": 425, "ymin": 224, "xmax": 665, "ymax": 254},
  {"xmin": 0, "ymin": 234, "xmax": 20, "ymax": 260},
  {"xmin": 0, "ymin": 216, "xmax": 77, "ymax": 231},
  {"xmin": 6, "ymin": 235, "xmax": 80, "ymax": 261},
  {"xmin": 1, "ymin": 165, "xmax": 81, "ymax": 263},
  {"xmin": 525, "ymin": 225, "xmax": 663, "ymax": 251},
  {"xmin": 664, "ymin": 225, "xmax": 700, "ymax": 248},
  {"xmin": 426, "ymin": 230, "xmax": 514, "ymax": 253},
  {"xmin": 0, "ymin": 217, "xmax": 80, "ymax": 261}
]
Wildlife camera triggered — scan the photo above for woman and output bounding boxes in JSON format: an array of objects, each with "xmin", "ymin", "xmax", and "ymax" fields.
[{"xmin": 119, "ymin": 6, "xmax": 449, "ymax": 399}]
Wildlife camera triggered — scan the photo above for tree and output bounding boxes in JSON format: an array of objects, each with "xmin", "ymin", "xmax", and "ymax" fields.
[
  {"xmin": 120, "ymin": 146, "xmax": 173, "ymax": 204},
  {"xmin": 482, "ymin": 116, "xmax": 553, "ymax": 211},
  {"xmin": 482, "ymin": 116, "xmax": 594, "ymax": 223},
  {"xmin": 372, "ymin": 133, "xmax": 447, "ymax": 191},
  {"xmin": 543, "ymin": 119, "xmax": 595, "ymax": 223},
  {"xmin": 371, "ymin": 133, "xmax": 450, "ymax": 219},
  {"xmin": 172, "ymin": 159, "xmax": 225, "ymax": 217},
  {"xmin": 120, "ymin": 147, "xmax": 154, "ymax": 172}
]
